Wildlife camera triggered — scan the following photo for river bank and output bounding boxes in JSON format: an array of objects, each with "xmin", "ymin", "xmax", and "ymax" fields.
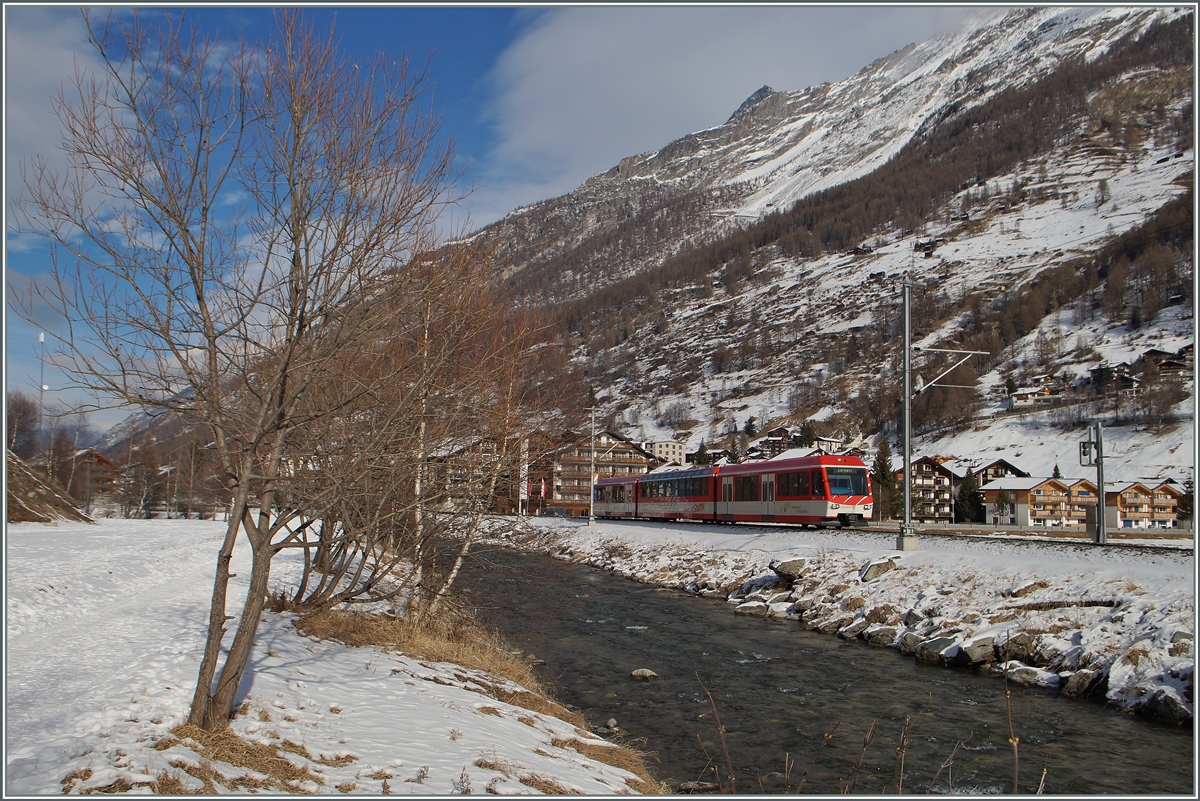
[
  {"xmin": 5, "ymin": 519, "xmax": 663, "ymax": 795},
  {"xmin": 491, "ymin": 517, "xmax": 1195, "ymax": 726}
]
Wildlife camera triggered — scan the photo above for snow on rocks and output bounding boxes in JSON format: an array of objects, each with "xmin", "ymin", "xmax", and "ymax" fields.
[{"xmin": 503, "ymin": 517, "xmax": 1194, "ymax": 725}]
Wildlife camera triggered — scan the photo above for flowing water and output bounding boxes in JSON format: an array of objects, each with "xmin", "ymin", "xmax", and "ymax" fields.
[{"xmin": 459, "ymin": 544, "xmax": 1193, "ymax": 795}]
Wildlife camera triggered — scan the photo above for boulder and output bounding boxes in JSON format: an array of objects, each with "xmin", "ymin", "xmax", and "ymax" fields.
[
  {"xmin": 858, "ymin": 558, "xmax": 897, "ymax": 583},
  {"xmin": 863, "ymin": 625, "xmax": 898, "ymax": 647},
  {"xmin": 1059, "ymin": 668, "xmax": 1106, "ymax": 699},
  {"xmin": 678, "ymin": 781, "xmax": 721, "ymax": 794},
  {"xmin": 814, "ymin": 616, "xmax": 852, "ymax": 635},
  {"xmin": 948, "ymin": 636, "xmax": 996, "ymax": 667},
  {"xmin": 838, "ymin": 618, "xmax": 870, "ymax": 640},
  {"xmin": 792, "ymin": 597, "xmax": 816, "ymax": 613},
  {"xmin": 995, "ymin": 632, "xmax": 1037, "ymax": 662},
  {"xmin": 902, "ymin": 608, "xmax": 923, "ymax": 627},
  {"xmin": 630, "ymin": 669, "xmax": 659, "ymax": 681},
  {"xmin": 734, "ymin": 601, "xmax": 770, "ymax": 617},
  {"xmin": 770, "ymin": 558, "xmax": 808, "ymax": 583},
  {"xmin": 992, "ymin": 661, "xmax": 1060, "ymax": 687},
  {"xmin": 915, "ymin": 636, "xmax": 958, "ymax": 664},
  {"xmin": 898, "ymin": 632, "xmax": 922, "ymax": 655},
  {"xmin": 766, "ymin": 601, "xmax": 797, "ymax": 620},
  {"xmin": 1139, "ymin": 688, "xmax": 1192, "ymax": 725}
]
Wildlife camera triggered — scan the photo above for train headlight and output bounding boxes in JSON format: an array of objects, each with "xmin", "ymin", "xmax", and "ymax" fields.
[{"xmin": 830, "ymin": 503, "xmax": 840, "ymax": 509}]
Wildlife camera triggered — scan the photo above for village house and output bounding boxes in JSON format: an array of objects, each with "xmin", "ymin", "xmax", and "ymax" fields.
[
  {"xmin": 982, "ymin": 477, "xmax": 1077, "ymax": 527},
  {"xmin": 895, "ymin": 456, "xmax": 959, "ymax": 524},
  {"xmin": 643, "ymin": 440, "xmax": 687, "ymax": 465},
  {"xmin": 69, "ymin": 448, "xmax": 119, "ymax": 501},
  {"xmin": 542, "ymin": 429, "xmax": 658, "ymax": 516},
  {"xmin": 485, "ymin": 430, "xmax": 657, "ymax": 517},
  {"xmin": 980, "ymin": 477, "xmax": 1182, "ymax": 529}
]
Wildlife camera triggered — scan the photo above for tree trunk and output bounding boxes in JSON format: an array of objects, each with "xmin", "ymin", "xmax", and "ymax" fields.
[
  {"xmin": 187, "ymin": 484, "xmax": 250, "ymax": 729},
  {"xmin": 209, "ymin": 530, "xmax": 274, "ymax": 722}
]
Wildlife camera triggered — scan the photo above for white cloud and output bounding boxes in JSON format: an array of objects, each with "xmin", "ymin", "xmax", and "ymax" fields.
[
  {"xmin": 464, "ymin": 6, "xmax": 975, "ymax": 226},
  {"xmin": 4, "ymin": 7, "xmax": 101, "ymax": 203}
]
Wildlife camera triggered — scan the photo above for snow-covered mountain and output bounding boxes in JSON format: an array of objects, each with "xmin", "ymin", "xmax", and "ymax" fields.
[
  {"xmin": 471, "ymin": 6, "xmax": 1194, "ymax": 482},
  {"xmin": 96, "ymin": 8, "xmax": 1193, "ymax": 487},
  {"xmin": 479, "ymin": 7, "xmax": 1188, "ymax": 296}
]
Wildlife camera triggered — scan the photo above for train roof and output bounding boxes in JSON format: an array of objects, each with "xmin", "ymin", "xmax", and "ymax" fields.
[
  {"xmin": 642, "ymin": 465, "xmax": 713, "ymax": 479},
  {"xmin": 715, "ymin": 453, "xmax": 867, "ymax": 475},
  {"xmin": 595, "ymin": 474, "xmax": 641, "ymax": 485}
]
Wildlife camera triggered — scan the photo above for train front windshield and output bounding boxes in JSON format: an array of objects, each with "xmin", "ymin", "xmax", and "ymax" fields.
[{"xmin": 826, "ymin": 467, "xmax": 868, "ymax": 496}]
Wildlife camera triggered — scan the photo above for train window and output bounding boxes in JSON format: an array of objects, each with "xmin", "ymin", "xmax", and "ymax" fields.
[
  {"xmin": 812, "ymin": 471, "xmax": 825, "ymax": 497},
  {"xmin": 827, "ymin": 467, "xmax": 868, "ymax": 495},
  {"xmin": 734, "ymin": 475, "xmax": 760, "ymax": 501},
  {"xmin": 778, "ymin": 471, "xmax": 810, "ymax": 497}
]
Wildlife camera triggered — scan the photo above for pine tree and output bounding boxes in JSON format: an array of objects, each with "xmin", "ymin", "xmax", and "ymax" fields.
[
  {"xmin": 797, "ymin": 420, "xmax": 817, "ymax": 447},
  {"xmin": 872, "ymin": 439, "xmax": 900, "ymax": 521},
  {"xmin": 955, "ymin": 472, "xmax": 984, "ymax": 523},
  {"xmin": 1052, "ymin": 463, "xmax": 1062, "ymax": 479},
  {"xmin": 1178, "ymin": 477, "xmax": 1193, "ymax": 522},
  {"xmin": 743, "ymin": 416, "xmax": 758, "ymax": 437}
]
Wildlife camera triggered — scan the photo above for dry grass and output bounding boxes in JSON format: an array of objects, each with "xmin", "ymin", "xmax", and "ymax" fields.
[
  {"xmin": 519, "ymin": 773, "xmax": 581, "ymax": 794},
  {"xmin": 864, "ymin": 604, "xmax": 897, "ymax": 624},
  {"xmin": 1122, "ymin": 647, "xmax": 1151, "ymax": 667},
  {"xmin": 550, "ymin": 737, "xmax": 669, "ymax": 793},
  {"xmin": 62, "ymin": 765, "xmax": 195, "ymax": 795},
  {"xmin": 1004, "ymin": 581, "xmax": 1050, "ymax": 598},
  {"xmin": 293, "ymin": 608, "xmax": 587, "ymax": 727},
  {"xmin": 161, "ymin": 723, "xmax": 331, "ymax": 792},
  {"xmin": 150, "ymin": 768, "xmax": 198, "ymax": 794},
  {"xmin": 293, "ymin": 608, "xmax": 669, "ymax": 792},
  {"xmin": 843, "ymin": 596, "xmax": 866, "ymax": 612}
]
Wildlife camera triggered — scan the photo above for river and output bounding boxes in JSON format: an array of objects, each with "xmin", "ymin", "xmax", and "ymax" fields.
[{"xmin": 459, "ymin": 544, "xmax": 1193, "ymax": 794}]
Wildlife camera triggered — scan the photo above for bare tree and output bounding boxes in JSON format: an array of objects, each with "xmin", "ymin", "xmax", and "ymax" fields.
[
  {"xmin": 6, "ymin": 391, "xmax": 41, "ymax": 459},
  {"xmin": 12, "ymin": 9, "xmax": 460, "ymax": 730}
]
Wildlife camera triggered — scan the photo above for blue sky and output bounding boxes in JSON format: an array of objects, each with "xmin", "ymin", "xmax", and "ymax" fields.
[{"xmin": 5, "ymin": 4, "xmax": 974, "ymax": 433}]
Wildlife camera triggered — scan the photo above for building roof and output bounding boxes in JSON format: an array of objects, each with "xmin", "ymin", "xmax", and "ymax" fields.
[{"xmin": 980, "ymin": 477, "xmax": 1068, "ymax": 492}]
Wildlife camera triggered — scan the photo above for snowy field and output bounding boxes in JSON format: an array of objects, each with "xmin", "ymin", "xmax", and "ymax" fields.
[
  {"xmin": 5, "ymin": 514, "xmax": 1193, "ymax": 795},
  {"xmin": 5, "ymin": 519, "xmax": 653, "ymax": 795},
  {"xmin": 501, "ymin": 516, "xmax": 1195, "ymax": 724}
]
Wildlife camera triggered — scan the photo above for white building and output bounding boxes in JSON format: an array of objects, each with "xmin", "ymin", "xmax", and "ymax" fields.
[{"xmin": 644, "ymin": 440, "xmax": 687, "ymax": 465}]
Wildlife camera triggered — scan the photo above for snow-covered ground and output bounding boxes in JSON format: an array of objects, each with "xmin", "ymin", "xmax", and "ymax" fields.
[
  {"xmin": 498, "ymin": 516, "xmax": 1195, "ymax": 725},
  {"xmin": 7, "ymin": 514, "xmax": 1192, "ymax": 795},
  {"xmin": 5, "ymin": 520, "xmax": 653, "ymax": 795}
]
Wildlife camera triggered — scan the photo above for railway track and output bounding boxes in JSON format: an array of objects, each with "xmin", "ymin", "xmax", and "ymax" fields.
[{"xmin": 718, "ymin": 519, "xmax": 1195, "ymax": 557}]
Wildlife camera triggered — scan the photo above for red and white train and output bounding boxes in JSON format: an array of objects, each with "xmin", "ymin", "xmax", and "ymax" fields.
[{"xmin": 593, "ymin": 454, "xmax": 873, "ymax": 528}]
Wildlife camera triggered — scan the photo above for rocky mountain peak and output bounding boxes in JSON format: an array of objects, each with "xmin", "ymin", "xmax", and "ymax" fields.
[{"xmin": 727, "ymin": 85, "xmax": 778, "ymax": 123}]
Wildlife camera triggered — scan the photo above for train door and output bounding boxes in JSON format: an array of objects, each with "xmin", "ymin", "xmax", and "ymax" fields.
[
  {"xmin": 762, "ymin": 474, "xmax": 776, "ymax": 520},
  {"xmin": 720, "ymin": 477, "xmax": 733, "ymax": 520}
]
